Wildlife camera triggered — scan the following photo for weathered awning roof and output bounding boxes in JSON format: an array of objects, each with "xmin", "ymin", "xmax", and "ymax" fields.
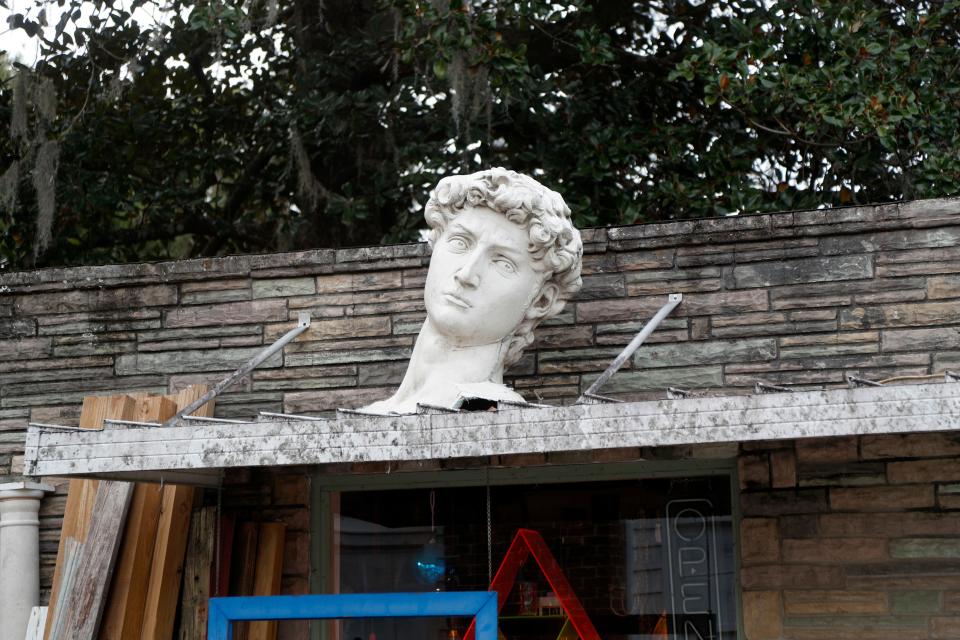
[{"xmin": 24, "ymin": 380, "xmax": 960, "ymax": 487}]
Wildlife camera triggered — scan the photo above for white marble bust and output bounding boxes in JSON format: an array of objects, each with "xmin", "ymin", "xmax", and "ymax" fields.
[{"xmin": 363, "ymin": 168, "xmax": 583, "ymax": 414}]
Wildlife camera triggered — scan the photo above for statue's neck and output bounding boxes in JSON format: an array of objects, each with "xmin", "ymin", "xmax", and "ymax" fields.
[
  {"xmin": 390, "ymin": 319, "xmax": 507, "ymax": 408},
  {"xmin": 402, "ymin": 319, "xmax": 506, "ymax": 390}
]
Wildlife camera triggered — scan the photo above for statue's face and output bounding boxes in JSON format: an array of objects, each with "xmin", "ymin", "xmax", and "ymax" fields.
[{"xmin": 424, "ymin": 205, "xmax": 545, "ymax": 347}]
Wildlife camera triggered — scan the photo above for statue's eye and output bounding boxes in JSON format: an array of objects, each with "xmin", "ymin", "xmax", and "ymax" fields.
[
  {"xmin": 447, "ymin": 236, "xmax": 469, "ymax": 251},
  {"xmin": 495, "ymin": 258, "xmax": 517, "ymax": 274}
]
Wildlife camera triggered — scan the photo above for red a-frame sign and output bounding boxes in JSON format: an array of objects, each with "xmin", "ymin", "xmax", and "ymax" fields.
[{"xmin": 465, "ymin": 528, "xmax": 601, "ymax": 640}]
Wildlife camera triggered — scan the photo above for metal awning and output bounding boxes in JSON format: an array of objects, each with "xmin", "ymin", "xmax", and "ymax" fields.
[{"xmin": 24, "ymin": 379, "xmax": 960, "ymax": 487}]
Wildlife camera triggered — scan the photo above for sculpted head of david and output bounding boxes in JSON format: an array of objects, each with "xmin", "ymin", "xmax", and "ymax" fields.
[{"xmin": 364, "ymin": 168, "xmax": 583, "ymax": 414}]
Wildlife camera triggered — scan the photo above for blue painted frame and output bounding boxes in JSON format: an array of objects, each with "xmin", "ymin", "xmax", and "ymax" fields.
[{"xmin": 207, "ymin": 592, "xmax": 499, "ymax": 640}]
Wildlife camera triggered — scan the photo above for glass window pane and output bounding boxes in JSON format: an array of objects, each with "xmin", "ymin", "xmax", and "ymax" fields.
[{"xmin": 336, "ymin": 475, "xmax": 735, "ymax": 640}]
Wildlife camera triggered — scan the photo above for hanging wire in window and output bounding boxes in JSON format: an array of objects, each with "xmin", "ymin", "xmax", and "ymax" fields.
[
  {"xmin": 214, "ymin": 484, "xmax": 223, "ymax": 597},
  {"xmin": 486, "ymin": 470, "xmax": 493, "ymax": 585},
  {"xmin": 415, "ymin": 489, "xmax": 444, "ymax": 587}
]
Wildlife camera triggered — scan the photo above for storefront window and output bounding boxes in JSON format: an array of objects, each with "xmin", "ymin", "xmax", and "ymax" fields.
[{"xmin": 329, "ymin": 475, "xmax": 736, "ymax": 640}]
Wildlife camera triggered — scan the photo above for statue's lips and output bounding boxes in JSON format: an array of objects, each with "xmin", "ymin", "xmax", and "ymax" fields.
[{"xmin": 442, "ymin": 292, "xmax": 472, "ymax": 309}]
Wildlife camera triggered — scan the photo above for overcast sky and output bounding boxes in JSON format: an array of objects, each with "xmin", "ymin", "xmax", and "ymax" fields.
[
  {"xmin": 0, "ymin": 3, "xmax": 43, "ymax": 66},
  {"xmin": 1, "ymin": 0, "xmax": 168, "ymax": 67}
]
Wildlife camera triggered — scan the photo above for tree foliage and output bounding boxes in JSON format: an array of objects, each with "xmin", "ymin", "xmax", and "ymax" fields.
[{"xmin": 1, "ymin": 0, "xmax": 959, "ymax": 270}]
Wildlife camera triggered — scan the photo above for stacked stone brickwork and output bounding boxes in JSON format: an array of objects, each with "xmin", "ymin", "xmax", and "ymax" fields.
[
  {"xmin": 2, "ymin": 196, "xmax": 960, "ymax": 637},
  {"xmin": 3, "ymin": 198, "xmax": 959, "ymax": 433},
  {"xmin": 740, "ymin": 434, "xmax": 960, "ymax": 639}
]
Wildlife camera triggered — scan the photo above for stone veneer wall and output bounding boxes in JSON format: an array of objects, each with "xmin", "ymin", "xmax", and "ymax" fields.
[
  {"xmin": 740, "ymin": 434, "xmax": 960, "ymax": 639},
  {"xmin": 2, "ymin": 197, "xmax": 960, "ymax": 637}
]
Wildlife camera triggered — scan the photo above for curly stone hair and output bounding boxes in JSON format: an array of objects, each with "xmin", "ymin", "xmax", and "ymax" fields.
[{"xmin": 424, "ymin": 167, "xmax": 583, "ymax": 367}]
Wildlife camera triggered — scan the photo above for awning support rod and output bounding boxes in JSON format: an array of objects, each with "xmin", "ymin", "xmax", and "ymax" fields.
[
  {"xmin": 576, "ymin": 293, "xmax": 682, "ymax": 404},
  {"xmin": 162, "ymin": 311, "xmax": 312, "ymax": 427}
]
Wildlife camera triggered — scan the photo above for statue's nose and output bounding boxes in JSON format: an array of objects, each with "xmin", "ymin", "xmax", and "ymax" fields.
[{"xmin": 454, "ymin": 252, "xmax": 481, "ymax": 289}]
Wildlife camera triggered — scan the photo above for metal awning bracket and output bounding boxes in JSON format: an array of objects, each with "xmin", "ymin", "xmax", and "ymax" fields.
[
  {"xmin": 576, "ymin": 293, "xmax": 682, "ymax": 404},
  {"xmin": 162, "ymin": 311, "xmax": 312, "ymax": 427}
]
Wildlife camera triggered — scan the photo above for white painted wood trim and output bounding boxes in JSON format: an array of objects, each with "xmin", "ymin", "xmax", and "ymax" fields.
[
  {"xmin": 24, "ymin": 382, "xmax": 960, "ymax": 482},
  {"xmin": 24, "ymin": 606, "xmax": 48, "ymax": 640}
]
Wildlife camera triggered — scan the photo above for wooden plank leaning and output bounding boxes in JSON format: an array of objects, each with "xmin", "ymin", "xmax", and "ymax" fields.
[
  {"xmin": 45, "ymin": 539, "xmax": 80, "ymax": 640},
  {"xmin": 231, "ymin": 522, "xmax": 260, "ymax": 640},
  {"xmin": 99, "ymin": 396, "xmax": 179, "ymax": 640},
  {"xmin": 24, "ymin": 606, "xmax": 48, "ymax": 640},
  {"xmin": 45, "ymin": 394, "xmax": 136, "ymax": 640},
  {"xmin": 41, "ymin": 386, "xmax": 215, "ymax": 640},
  {"xmin": 178, "ymin": 506, "xmax": 218, "ymax": 640},
  {"xmin": 141, "ymin": 385, "xmax": 215, "ymax": 640},
  {"xmin": 248, "ymin": 522, "xmax": 287, "ymax": 640}
]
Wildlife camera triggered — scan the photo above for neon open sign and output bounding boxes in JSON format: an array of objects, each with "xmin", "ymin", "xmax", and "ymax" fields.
[{"xmin": 665, "ymin": 499, "xmax": 725, "ymax": 640}]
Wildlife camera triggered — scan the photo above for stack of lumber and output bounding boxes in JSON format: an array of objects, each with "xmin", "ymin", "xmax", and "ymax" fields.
[
  {"xmin": 40, "ymin": 386, "xmax": 288, "ymax": 640},
  {"xmin": 43, "ymin": 387, "xmax": 213, "ymax": 640},
  {"xmin": 179, "ymin": 514, "xmax": 286, "ymax": 640}
]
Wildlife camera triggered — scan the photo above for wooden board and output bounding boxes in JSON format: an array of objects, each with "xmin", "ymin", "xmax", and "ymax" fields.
[
  {"xmin": 45, "ymin": 394, "xmax": 135, "ymax": 640},
  {"xmin": 24, "ymin": 606, "xmax": 48, "ymax": 640},
  {"xmin": 178, "ymin": 506, "xmax": 217, "ymax": 640},
  {"xmin": 231, "ymin": 522, "xmax": 261, "ymax": 640},
  {"xmin": 139, "ymin": 484, "xmax": 195, "ymax": 640},
  {"xmin": 215, "ymin": 511, "xmax": 236, "ymax": 597},
  {"xmin": 171, "ymin": 384, "xmax": 215, "ymax": 421},
  {"xmin": 249, "ymin": 523, "xmax": 286, "ymax": 640},
  {"xmin": 232, "ymin": 522, "xmax": 260, "ymax": 596},
  {"xmin": 45, "ymin": 539, "xmax": 81, "ymax": 640},
  {"xmin": 141, "ymin": 385, "xmax": 214, "ymax": 640},
  {"xmin": 99, "ymin": 396, "xmax": 178, "ymax": 640}
]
